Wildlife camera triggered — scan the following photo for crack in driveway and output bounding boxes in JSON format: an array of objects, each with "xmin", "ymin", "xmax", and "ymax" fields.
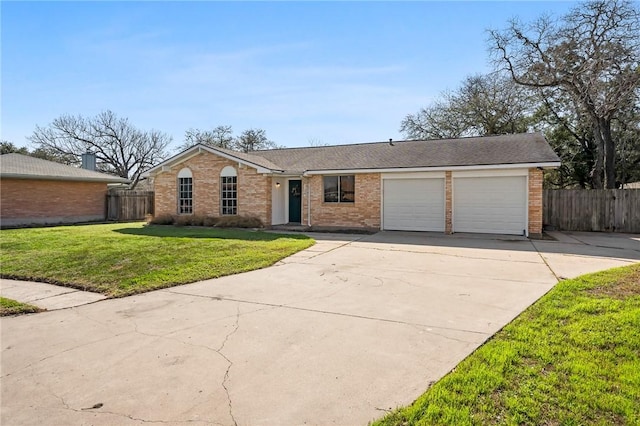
[
  {"xmin": 166, "ymin": 290, "xmax": 491, "ymax": 341},
  {"xmin": 217, "ymin": 304, "xmax": 240, "ymax": 426}
]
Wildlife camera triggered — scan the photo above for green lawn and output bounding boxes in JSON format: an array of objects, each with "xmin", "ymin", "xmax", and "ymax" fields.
[
  {"xmin": 374, "ymin": 264, "xmax": 640, "ymax": 426},
  {"xmin": 0, "ymin": 297, "xmax": 43, "ymax": 316},
  {"xmin": 0, "ymin": 223, "xmax": 314, "ymax": 297}
]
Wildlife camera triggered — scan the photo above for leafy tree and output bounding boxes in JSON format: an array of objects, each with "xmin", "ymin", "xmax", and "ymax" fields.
[
  {"xmin": 489, "ymin": 0, "xmax": 640, "ymax": 188},
  {"xmin": 613, "ymin": 105, "xmax": 640, "ymax": 185},
  {"xmin": 0, "ymin": 141, "xmax": 76, "ymax": 164},
  {"xmin": 401, "ymin": 73, "xmax": 533, "ymax": 139},
  {"xmin": 0, "ymin": 141, "xmax": 29, "ymax": 155},
  {"xmin": 29, "ymin": 110, "xmax": 171, "ymax": 187},
  {"xmin": 30, "ymin": 147, "xmax": 77, "ymax": 164}
]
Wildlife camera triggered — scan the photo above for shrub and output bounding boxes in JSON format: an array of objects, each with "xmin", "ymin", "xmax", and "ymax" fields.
[
  {"xmin": 203, "ymin": 216, "xmax": 219, "ymax": 227},
  {"xmin": 149, "ymin": 214, "xmax": 261, "ymax": 228},
  {"xmin": 216, "ymin": 215, "xmax": 264, "ymax": 228},
  {"xmin": 174, "ymin": 215, "xmax": 211, "ymax": 227},
  {"xmin": 149, "ymin": 214, "xmax": 175, "ymax": 225}
]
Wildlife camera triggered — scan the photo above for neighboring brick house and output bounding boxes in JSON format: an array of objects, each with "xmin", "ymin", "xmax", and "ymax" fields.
[
  {"xmin": 146, "ymin": 133, "xmax": 560, "ymax": 237},
  {"xmin": 0, "ymin": 153, "xmax": 129, "ymax": 227}
]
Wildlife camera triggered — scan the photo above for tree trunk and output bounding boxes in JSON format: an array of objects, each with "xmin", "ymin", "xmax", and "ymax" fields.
[
  {"xmin": 601, "ymin": 118, "xmax": 616, "ymax": 189},
  {"xmin": 590, "ymin": 121, "xmax": 605, "ymax": 189}
]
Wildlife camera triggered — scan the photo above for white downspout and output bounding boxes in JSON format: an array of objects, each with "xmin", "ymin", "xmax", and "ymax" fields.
[{"xmin": 307, "ymin": 177, "xmax": 311, "ymax": 226}]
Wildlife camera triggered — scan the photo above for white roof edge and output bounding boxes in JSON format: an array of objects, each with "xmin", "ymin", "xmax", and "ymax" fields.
[
  {"xmin": 1, "ymin": 173, "xmax": 129, "ymax": 183},
  {"xmin": 144, "ymin": 144, "xmax": 278, "ymax": 176},
  {"xmin": 302, "ymin": 162, "xmax": 561, "ymax": 175}
]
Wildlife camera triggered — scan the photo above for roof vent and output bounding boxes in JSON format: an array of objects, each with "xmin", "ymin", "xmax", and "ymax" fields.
[{"xmin": 389, "ymin": 138, "xmax": 394, "ymax": 146}]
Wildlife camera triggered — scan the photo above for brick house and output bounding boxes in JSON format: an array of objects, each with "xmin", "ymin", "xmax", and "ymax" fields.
[
  {"xmin": 0, "ymin": 153, "xmax": 129, "ymax": 227},
  {"xmin": 146, "ymin": 133, "xmax": 560, "ymax": 237}
]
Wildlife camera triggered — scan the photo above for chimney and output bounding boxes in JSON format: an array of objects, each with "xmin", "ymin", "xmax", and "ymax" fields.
[{"xmin": 81, "ymin": 151, "xmax": 96, "ymax": 171}]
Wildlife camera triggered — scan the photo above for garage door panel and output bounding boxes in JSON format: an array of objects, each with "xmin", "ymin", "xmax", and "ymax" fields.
[
  {"xmin": 453, "ymin": 176, "xmax": 527, "ymax": 235},
  {"xmin": 383, "ymin": 179, "xmax": 444, "ymax": 232}
]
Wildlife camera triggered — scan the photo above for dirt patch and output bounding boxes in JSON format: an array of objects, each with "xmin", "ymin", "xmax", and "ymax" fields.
[{"xmin": 586, "ymin": 267, "xmax": 640, "ymax": 299}]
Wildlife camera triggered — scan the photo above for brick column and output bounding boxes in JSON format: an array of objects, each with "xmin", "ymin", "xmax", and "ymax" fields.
[
  {"xmin": 528, "ymin": 168, "xmax": 543, "ymax": 236},
  {"xmin": 445, "ymin": 171, "xmax": 452, "ymax": 234}
]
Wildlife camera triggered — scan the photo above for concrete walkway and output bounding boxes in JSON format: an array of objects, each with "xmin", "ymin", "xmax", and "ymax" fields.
[{"xmin": 1, "ymin": 279, "xmax": 106, "ymax": 310}]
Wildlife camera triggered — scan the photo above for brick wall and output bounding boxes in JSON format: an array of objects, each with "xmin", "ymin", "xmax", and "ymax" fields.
[
  {"xmin": 445, "ymin": 171, "xmax": 452, "ymax": 234},
  {"xmin": 303, "ymin": 173, "xmax": 381, "ymax": 229},
  {"xmin": 0, "ymin": 178, "xmax": 107, "ymax": 226},
  {"xmin": 528, "ymin": 168, "xmax": 543, "ymax": 236},
  {"xmin": 153, "ymin": 151, "xmax": 271, "ymax": 225}
]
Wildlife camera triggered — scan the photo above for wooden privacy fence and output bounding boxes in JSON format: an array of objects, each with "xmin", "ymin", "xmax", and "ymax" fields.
[
  {"xmin": 107, "ymin": 190, "xmax": 154, "ymax": 221},
  {"xmin": 543, "ymin": 189, "xmax": 640, "ymax": 233}
]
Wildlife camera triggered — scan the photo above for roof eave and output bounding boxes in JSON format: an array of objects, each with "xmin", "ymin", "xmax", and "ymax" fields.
[
  {"xmin": 302, "ymin": 161, "xmax": 562, "ymax": 175},
  {"xmin": 1, "ymin": 173, "xmax": 130, "ymax": 183}
]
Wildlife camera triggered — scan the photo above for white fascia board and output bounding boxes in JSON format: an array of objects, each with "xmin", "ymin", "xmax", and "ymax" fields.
[
  {"xmin": 263, "ymin": 171, "xmax": 304, "ymax": 177},
  {"xmin": 302, "ymin": 162, "xmax": 561, "ymax": 176},
  {"xmin": 202, "ymin": 146, "xmax": 277, "ymax": 173},
  {"xmin": 144, "ymin": 144, "xmax": 279, "ymax": 176},
  {"xmin": 143, "ymin": 146, "xmax": 202, "ymax": 176}
]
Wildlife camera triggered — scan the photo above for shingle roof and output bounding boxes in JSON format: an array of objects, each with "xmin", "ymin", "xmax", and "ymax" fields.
[
  {"xmin": 0, "ymin": 153, "xmax": 130, "ymax": 183},
  {"xmin": 145, "ymin": 132, "xmax": 560, "ymax": 177},
  {"xmin": 252, "ymin": 133, "xmax": 560, "ymax": 172},
  {"xmin": 213, "ymin": 146, "xmax": 284, "ymax": 171}
]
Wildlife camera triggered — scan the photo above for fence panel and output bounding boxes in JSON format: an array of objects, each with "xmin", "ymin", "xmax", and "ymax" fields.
[
  {"xmin": 106, "ymin": 191, "xmax": 154, "ymax": 221},
  {"xmin": 543, "ymin": 189, "xmax": 640, "ymax": 233}
]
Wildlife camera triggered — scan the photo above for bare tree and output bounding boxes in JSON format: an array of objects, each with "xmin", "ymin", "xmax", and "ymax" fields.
[
  {"xmin": 307, "ymin": 138, "xmax": 329, "ymax": 147},
  {"xmin": 489, "ymin": 0, "xmax": 640, "ymax": 188},
  {"xmin": 29, "ymin": 110, "xmax": 171, "ymax": 187},
  {"xmin": 177, "ymin": 125, "xmax": 235, "ymax": 152},
  {"xmin": 234, "ymin": 128, "xmax": 279, "ymax": 152},
  {"xmin": 401, "ymin": 73, "xmax": 533, "ymax": 140}
]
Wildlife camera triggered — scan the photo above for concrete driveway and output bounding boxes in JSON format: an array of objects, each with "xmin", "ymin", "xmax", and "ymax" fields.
[{"xmin": 2, "ymin": 231, "xmax": 638, "ymax": 425}]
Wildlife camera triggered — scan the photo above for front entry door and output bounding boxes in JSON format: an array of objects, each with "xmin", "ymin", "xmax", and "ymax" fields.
[{"xmin": 288, "ymin": 180, "xmax": 302, "ymax": 223}]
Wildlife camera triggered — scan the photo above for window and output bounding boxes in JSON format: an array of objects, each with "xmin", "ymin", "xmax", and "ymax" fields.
[
  {"xmin": 323, "ymin": 175, "xmax": 355, "ymax": 203},
  {"xmin": 221, "ymin": 166, "xmax": 237, "ymax": 215},
  {"xmin": 177, "ymin": 168, "xmax": 193, "ymax": 214}
]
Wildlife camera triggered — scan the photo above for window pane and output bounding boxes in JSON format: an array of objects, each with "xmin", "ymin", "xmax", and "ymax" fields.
[
  {"xmin": 221, "ymin": 176, "xmax": 238, "ymax": 215},
  {"xmin": 178, "ymin": 177, "xmax": 193, "ymax": 214},
  {"xmin": 340, "ymin": 175, "xmax": 355, "ymax": 202},
  {"xmin": 323, "ymin": 176, "xmax": 339, "ymax": 202}
]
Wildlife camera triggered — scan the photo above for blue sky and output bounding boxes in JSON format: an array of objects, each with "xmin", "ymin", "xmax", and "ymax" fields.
[{"xmin": 1, "ymin": 1, "xmax": 578, "ymax": 152}]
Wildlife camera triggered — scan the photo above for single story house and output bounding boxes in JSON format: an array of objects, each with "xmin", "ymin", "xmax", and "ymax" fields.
[
  {"xmin": 146, "ymin": 133, "xmax": 561, "ymax": 237},
  {"xmin": 0, "ymin": 153, "xmax": 129, "ymax": 227}
]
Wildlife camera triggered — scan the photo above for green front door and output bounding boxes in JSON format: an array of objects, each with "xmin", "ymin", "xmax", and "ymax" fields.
[{"xmin": 288, "ymin": 180, "xmax": 302, "ymax": 223}]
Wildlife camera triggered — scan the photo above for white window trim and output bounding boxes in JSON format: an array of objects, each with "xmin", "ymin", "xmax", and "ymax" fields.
[
  {"xmin": 220, "ymin": 170, "xmax": 238, "ymax": 215},
  {"xmin": 177, "ymin": 168, "xmax": 193, "ymax": 215}
]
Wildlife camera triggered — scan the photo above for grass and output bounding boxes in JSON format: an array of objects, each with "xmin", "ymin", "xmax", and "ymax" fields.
[
  {"xmin": 0, "ymin": 223, "xmax": 314, "ymax": 297},
  {"xmin": 0, "ymin": 297, "xmax": 43, "ymax": 316},
  {"xmin": 374, "ymin": 264, "xmax": 640, "ymax": 426}
]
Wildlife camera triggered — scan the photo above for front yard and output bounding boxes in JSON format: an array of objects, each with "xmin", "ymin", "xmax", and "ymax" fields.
[
  {"xmin": 374, "ymin": 264, "xmax": 640, "ymax": 425},
  {"xmin": 0, "ymin": 223, "xmax": 314, "ymax": 297}
]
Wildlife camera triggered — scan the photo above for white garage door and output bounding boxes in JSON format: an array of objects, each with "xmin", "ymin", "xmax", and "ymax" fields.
[
  {"xmin": 453, "ymin": 176, "xmax": 527, "ymax": 235},
  {"xmin": 383, "ymin": 178, "xmax": 445, "ymax": 231}
]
